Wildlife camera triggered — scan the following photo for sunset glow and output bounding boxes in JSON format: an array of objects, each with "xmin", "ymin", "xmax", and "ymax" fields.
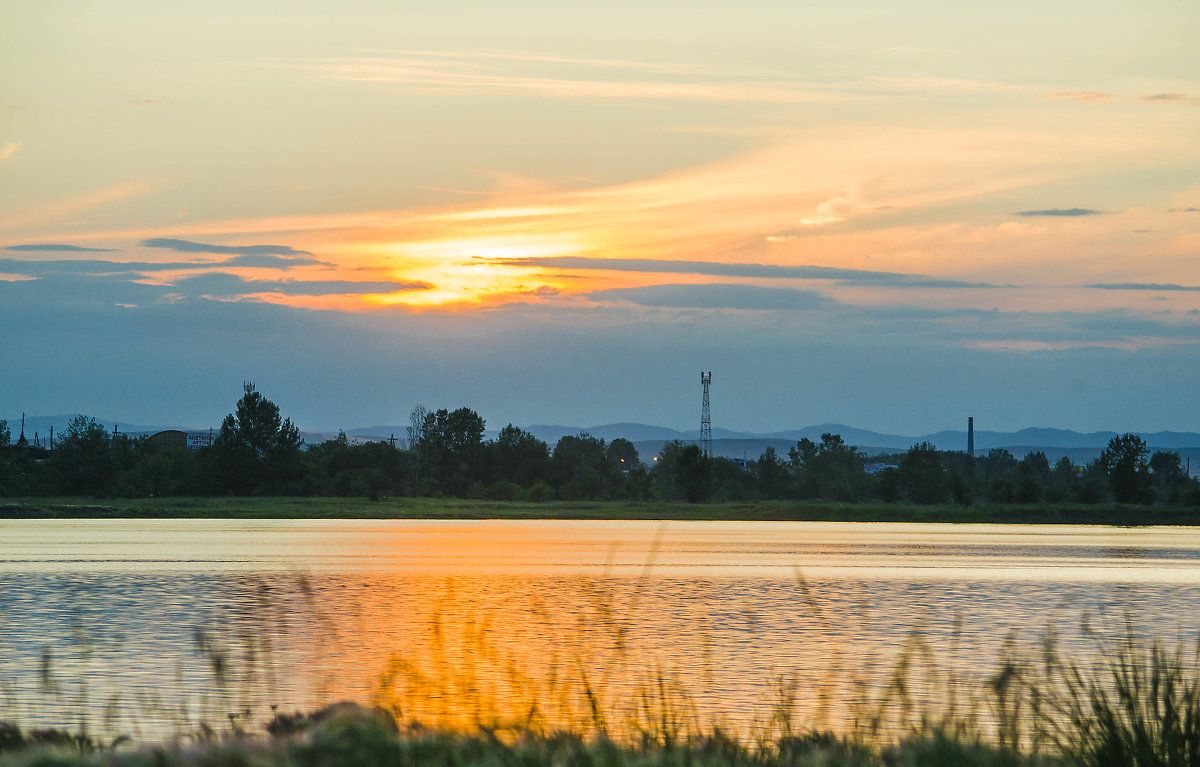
[{"xmin": 2, "ymin": 1, "xmax": 1198, "ymax": 432}]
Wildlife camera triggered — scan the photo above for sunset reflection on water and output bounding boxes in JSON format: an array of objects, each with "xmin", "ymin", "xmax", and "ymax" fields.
[{"xmin": 3, "ymin": 520, "xmax": 1200, "ymax": 738}]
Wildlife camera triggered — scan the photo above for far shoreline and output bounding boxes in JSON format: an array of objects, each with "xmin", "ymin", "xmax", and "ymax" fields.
[{"xmin": 3, "ymin": 496, "xmax": 1200, "ymax": 526}]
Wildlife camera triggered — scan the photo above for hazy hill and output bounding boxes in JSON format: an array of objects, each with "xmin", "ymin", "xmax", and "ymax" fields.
[
  {"xmin": 9, "ymin": 415, "xmax": 1200, "ymax": 472},
  {"xmin": 1, "ymin": 414, "xmax": 191, "ymax": 440}
]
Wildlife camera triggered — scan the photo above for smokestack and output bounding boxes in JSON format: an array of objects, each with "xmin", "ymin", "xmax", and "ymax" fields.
[{"xmin": 968, "ymin": 416, "xmax": 975, "ymax": 459}]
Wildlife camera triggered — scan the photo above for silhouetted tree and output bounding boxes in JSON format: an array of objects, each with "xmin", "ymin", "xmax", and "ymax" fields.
[
  {"xmin": 607, "ymin": 438, "xmax": 640, "ymax": 472},
  {"xmin": 1150, "ymin": 450, "xmax": 1187, "ymax": 504},
  {"xmin": 876, "ymin": 467, "xmax": 901, "ymax": 503},
  {"xmin": 1045, "ymin": 457, "xmax": 1078, "ymax": 502},
  {"xmin": 420, "ymin": 407, "xmax": 485, "ymax": 495},
  {"xmin": 407, "ymin": 404, "xmax": 428, "ymax": 493},
  {"xmin": 1101, "ymin": 433, "xmax": 1153, "ymax": 504},
  {"xmin": 51, "ymin": 416, "xmax": 114, "ymax": 494},
  {"xmin": 552, "ymin": 433, "xmax": 616, "ymax": 500},
  {"xmin": 899, "ymin": 442, "xmax": 946, "ymax": 504},
  {"xmin": 711, "ymin": 456, "xmax": 753, "ymax": 501},
  {"xmin": 219, "ymin": 384, "xmax": 302, "ymax": 459},
  {"xmin": 753, "ymin": 446, "xmax": 790, "ymax": 499},
  {"xmin": 787, "ymin": 438, "xmax": 821, "ymax": 498},
  {"xmin": 492, "ymin": 424, "xmax": 551, "ymax": 487},
  {"xmin": 213, "ymin": 384, "xmax": 304, "ymax": 493},
  {"xmin": 674, "ymin": 443, "xmax": 712, "ymax": 503},
  {"xmin": 806, "ymin": 433, "xmax": 865, "ymax": 501},
  {"xmin": 978, "ymin": 448, "xmax": 1017, "ymax": 485}
]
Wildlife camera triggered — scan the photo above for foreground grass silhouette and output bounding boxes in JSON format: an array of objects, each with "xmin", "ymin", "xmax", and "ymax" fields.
[
  {"xmin": 3, "ymin": 631, "xmax": 1200, "ymax": 767},
  {"xmin": 0, "ymin": 704, "xmax": 1036, "ymax": 767}
]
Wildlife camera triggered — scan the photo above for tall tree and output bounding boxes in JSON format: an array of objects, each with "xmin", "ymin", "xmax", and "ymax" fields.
[
  {"xmin": 219, "ymin": 383, "xmax": 302, "ymax": 459},
  {"xmin": 407, "ymin": 404, "xmax": 429, "ymax": 493},
  {"xmin": 552, "ymin": 433, "xmax": 613, "ymax": 500},
  {"xmin": 493, "ymin": 424, "xmax": 550, "ymax": 487},
  {"xmin": 899, "ymin": 442, "xmax": 947, "ymax": 504},
  {"xmin": 1101, "ymin": 433, "xmax": 1153, "ymax": 504},
  {"xmin": 214, "ymin": 383, "xmax": 303, "ymax": 493},
  {"xmin": 607, "ymin": 438, "xmax": 639, "ymax": 470},
  {"xmin": 420, "ymin": 407, "xmax": 485, "ymax": 495},
  {"xmin": 674, "ymin": 442, "xmax": 712, "ymax": 503},
  {"xmin": 754, "ymin": 446, "xmax": 790, "ymax": 499},
  {"xmin": 51, "ymin": 415, "xmax": 114, "ymax": 494},
  {"xmin": 805, "ymin": 433, "xmax": 866, "ymax": 501}
]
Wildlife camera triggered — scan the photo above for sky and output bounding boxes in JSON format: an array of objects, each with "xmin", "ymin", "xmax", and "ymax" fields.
[{"xmin": 2, "ymin": 0, "xmax": 1199, "ymax": 436}]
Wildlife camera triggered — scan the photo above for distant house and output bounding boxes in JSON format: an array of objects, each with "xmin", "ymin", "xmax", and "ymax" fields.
[{"xmin": 149, "ymin": 430, "xmax": 188, "ymax": 450}]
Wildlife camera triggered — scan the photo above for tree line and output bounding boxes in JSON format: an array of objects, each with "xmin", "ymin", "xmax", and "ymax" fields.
[{"xmin": 2, "ymin": 387, "xmax": 1198, "ymax": 506}]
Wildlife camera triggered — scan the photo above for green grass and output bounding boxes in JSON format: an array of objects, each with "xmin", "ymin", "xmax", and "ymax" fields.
[{"xmin": 2, "ymin": 496, "xmax": 1200, "ymax": 524}]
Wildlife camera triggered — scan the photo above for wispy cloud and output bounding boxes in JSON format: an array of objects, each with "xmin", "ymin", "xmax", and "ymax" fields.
[
  {"xmin": 1047, "ymin": 91, "xmax": 1110, "ymax": 103},
  {"xmin": 0, "ymin": 142, "xmax": 19, "ymax": 161},
  {"xmin": 486, "ymin": 255, "xmax": 1003, "ymax": 289},
  {"xmin": 868, "ymin": 75, "xmax": 1023, "ymax": 93},
  {"xmin": 0, "ymin": 258, "xmax": 215, "ymax": 275},
  {"xmin": 284, "ymin": 53, "xmax": 1041, "ymax": 106},
  {"xmin": 278, "ymin": 52, "xmax": 844, "ymax": 104},
  {"xmin": 141, "ymin": 237, "xmax": 318, "ymax": 260},
  {"xmin": 0, "ymin": 179, "xmax": 159, "ymax": 231},
  {"xmin": 1087, "ymin": 283, "xmax": 1200, "ymax": 292},
  {"xmin": 585, "ymin": 283, "xmax": 835, "ymax": 310},
  {"xmin": 362, "ymin": 48, "xmax": 730, "ymax": 76},
  {"xmin": 1014, "ymin": 208, "xmax": 1102, "ymax": 217},
  {"xmin": 5, "ymin": 243, "xmax": 115, "ymax": 252},
  {"xmin": 793, "ymin": 187, "xmax": 863, "ymax": 227},
  {"xmin": 1168, "ymin": 207, "xmax": 1200, "ymax": 213},
  {"xmin": 967, "ymin": 338, "xmax": 1200, "ymax": 353},
  {"xmin": 0, "ymin": 256, "xmax": 323, "ymax": 277},
  {"xmin": 0, "ymin": 260, "xmax": 432, "ymax": 304},
  {"xmin": 1140, "ymin": 93, "xmax": 1199, "ymax": 104},
  {"xmin": 170, "ymin": 273, "xmax": 431, "ymax": 297}
]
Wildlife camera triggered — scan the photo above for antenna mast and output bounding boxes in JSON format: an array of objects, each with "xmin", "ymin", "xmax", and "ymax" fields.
[{"xmin": 700, "ymin": 371, "xmax": 712, "ymax": 458}]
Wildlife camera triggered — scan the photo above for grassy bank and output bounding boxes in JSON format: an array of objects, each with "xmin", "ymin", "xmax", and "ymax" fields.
[
  {"xmin": 0, "ymin": 710, "xmax": 1057, "ymax": 767},
  {"xmin": 3, "ymin": 496, "xmax": 1200, "ymax": 524},
  {"xmin": 3, "ymin": 584, "xmax": 1199, "ymax": 766},
  {"xmin": 4, "ymin": 625, "xmax": 1200, "ymax": 767}
]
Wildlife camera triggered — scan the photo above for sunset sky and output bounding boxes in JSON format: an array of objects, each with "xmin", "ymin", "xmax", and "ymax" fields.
[{"xmin": 2, "ymin": 1, "xmax": 1198, "ymax": 435}]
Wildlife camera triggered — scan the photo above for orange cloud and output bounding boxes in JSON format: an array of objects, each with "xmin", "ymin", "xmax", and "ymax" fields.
[
  {"xmin": 46, "ymin": 123, "xmax": 1198, "ymax": 314},
  {"xmin": 1046, "ymin": 91, "xmax": 1111, "ymax": 103},
  {"xmin": 287, "ymin": 54, "xmax": 845, "ymax": 104}
]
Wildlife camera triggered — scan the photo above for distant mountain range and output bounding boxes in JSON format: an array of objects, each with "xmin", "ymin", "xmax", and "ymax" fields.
[
  {"xmin": 8, "ymin": 414, "xmax": 1200, "ymax": 473},
  {"xmin": 506, "ymin": 422, "xmax": 1200, "ymax": 453}
]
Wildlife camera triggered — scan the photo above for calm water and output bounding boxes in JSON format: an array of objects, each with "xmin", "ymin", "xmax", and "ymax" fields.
[{"xmin": 3, "ymin": 519, "xmax": 1200, "ymax": 738}]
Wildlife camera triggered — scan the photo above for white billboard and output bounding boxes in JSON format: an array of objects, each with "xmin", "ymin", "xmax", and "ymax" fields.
[{"xmin": 187, "ymin": 434, "xmax": 213, "ymax": 450}]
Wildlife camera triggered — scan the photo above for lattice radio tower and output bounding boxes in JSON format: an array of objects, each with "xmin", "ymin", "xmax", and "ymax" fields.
[{"xmin": 700, "ymin": 371, "xmax": 712, "ymax": 458}]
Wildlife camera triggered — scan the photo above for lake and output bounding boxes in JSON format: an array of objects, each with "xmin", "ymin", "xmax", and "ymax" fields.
[{"xmin": 3, "ymin": 519, "xmax": 1200, "ymax": 740}]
